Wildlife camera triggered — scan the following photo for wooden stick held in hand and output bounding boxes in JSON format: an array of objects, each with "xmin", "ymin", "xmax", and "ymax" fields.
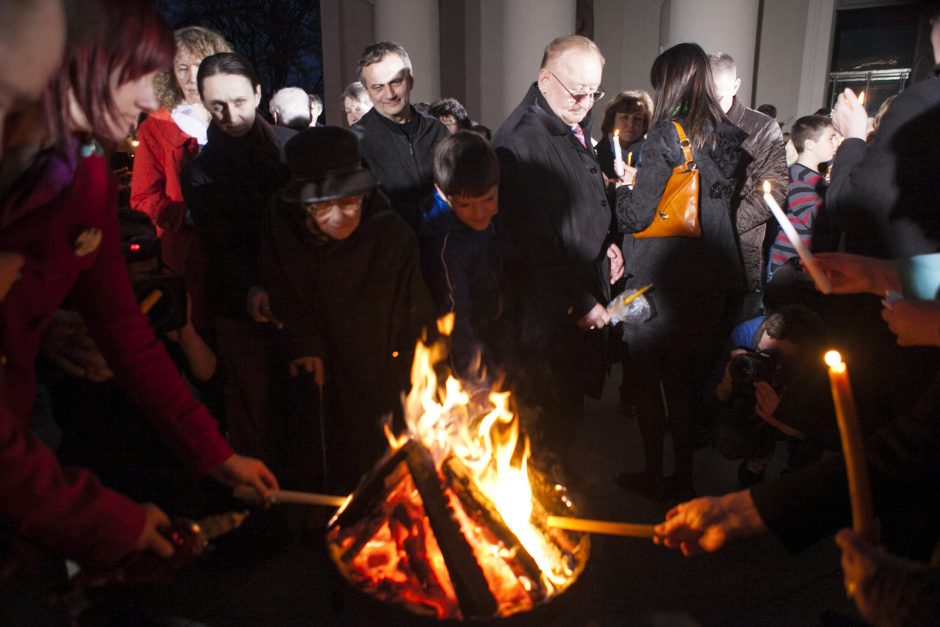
[
  {"xmin": 546, "ymin": 516, "xmax": 656, "ymax": 538},
  {"xmin": 233, "ymin": 486, "xmax": 347, "ymax": 508}
]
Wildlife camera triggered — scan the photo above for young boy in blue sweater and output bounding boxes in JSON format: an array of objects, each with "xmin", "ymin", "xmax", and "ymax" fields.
[{"xmin": 419, "ymin": 131, "xmax": 501, "ymax": 378}]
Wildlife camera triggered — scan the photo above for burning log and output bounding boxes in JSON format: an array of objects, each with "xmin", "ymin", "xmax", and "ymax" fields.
[
  {"xmin": 404, "ymin": 440, "xmax": 498, "ymax": 618},
  {"xmin": 442, "ymin": 457, "xmax": 547, "ymax": 601}
]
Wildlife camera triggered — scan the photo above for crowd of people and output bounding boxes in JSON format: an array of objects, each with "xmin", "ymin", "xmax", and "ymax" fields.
[{"xmin": 2, "ymin": 0, "xmax": 940, "ymax": 623}]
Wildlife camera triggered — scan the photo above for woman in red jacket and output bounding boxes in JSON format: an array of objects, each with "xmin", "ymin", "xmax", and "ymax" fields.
[
  {"xmin": 0, "ymin": 0, "xmax": 277, "ymax": 569},
  {"xmin": 130, "ymin": 26, "xmax": 232, "ymax": 331}
]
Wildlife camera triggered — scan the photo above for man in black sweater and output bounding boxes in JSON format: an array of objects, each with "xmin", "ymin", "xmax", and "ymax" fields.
[{"xmin": 352, "ymin": 41, "xmax": 449, "ymax": 230}]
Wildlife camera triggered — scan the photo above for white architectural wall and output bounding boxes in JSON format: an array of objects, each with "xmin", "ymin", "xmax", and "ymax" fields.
[
  {"xmin": 320, "ymin": 0, "xmax": 836, "ymax": 133},
  {"xmin": 661, "ymin": 0, "xmax": 761, "ymax": 106},
  {"xmin": 592, "ymin": 0, "xmax": 666, "ymax": 139},
  {"xmin": 374, "ymin": 0, "xmax": 441, "ymax": 105}
]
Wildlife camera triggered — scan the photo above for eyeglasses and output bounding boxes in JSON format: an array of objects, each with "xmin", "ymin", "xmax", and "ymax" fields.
[
  {"xmin": 548, "ymin": 71, "xmax": 605, "ymax": 104},
  {"xmin": 304, "ymin": 195, "xmax": 364, "ymax": 218}
]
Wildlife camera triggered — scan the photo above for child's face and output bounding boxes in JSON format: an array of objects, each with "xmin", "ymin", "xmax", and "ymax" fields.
[
  {"xmin": 447, "ymin": 186, "xmax": 498, "ymax": 231},
  {"xmin": 809, "ymin": 125, "xmax": 840, "ymax": 163}
]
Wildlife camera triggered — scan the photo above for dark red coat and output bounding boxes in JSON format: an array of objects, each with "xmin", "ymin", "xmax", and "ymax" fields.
[
  {"xmin": 130, "ymin": 109, "xmax": 210, "ymax": 329},
  {"xmin": 0, "ymin": 146, "xmax": 233, "ymax": 567}
]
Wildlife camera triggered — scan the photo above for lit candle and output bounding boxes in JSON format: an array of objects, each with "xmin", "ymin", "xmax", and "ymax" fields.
[
  {"xmin": 763, "ymin": 181, "xmax": 832, "ymax": 293},
  {"xmin": 613, "ymin": 129, "xmax": 624, "ymax": 177},
  {"xmin": 824, "ymin": 350, "xmax": 876, "ymax": 542},
  {"xmin": 857, "ymin": 91, "xmax": 865, "ymax": 107}
]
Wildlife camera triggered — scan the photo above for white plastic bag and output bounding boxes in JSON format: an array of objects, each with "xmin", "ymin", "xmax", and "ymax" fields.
[{"xmin": 606, "ymin": 285, "xmax": 652, "ymax": 325}]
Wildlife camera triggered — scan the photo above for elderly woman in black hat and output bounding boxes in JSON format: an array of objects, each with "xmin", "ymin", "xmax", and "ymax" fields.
[{"xmin": 261, "ymin": 126, "xmax": 433, "ymax": 492}]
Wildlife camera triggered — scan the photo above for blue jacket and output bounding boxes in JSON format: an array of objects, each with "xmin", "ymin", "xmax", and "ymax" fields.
[{"xmin": 418, "ymin": 192, "xmax": 501, "ymax": 375}]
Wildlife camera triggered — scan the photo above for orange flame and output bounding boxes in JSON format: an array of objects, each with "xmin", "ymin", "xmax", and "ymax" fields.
[{"xmin": 397, "ymin": 317, "xmax": 578, "ymax": 591}]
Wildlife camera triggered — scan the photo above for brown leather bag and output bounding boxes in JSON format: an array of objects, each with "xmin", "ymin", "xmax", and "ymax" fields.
[{"xmin": 633, "ymin": 121, "xmax": 701, "ymax": 239}]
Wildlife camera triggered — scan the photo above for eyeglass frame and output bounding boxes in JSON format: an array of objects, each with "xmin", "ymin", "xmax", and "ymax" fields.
[
  {"xmin": 547, "ymin": 70, "xmax": 605, "ymax": 104},
  {"xmin": 303, "ymin": 194, "xmax": 366, "ymax": 219}
]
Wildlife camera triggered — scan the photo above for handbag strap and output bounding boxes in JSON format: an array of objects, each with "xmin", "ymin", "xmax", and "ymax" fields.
[{"xmin": 672, "ymin": 121, "xmax": 696, "ymax": 172}]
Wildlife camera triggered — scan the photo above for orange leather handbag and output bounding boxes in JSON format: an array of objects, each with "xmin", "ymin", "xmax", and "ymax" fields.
[{"xmin": 633, "ymin": 121, "xmax": 701, "ymax": 239}]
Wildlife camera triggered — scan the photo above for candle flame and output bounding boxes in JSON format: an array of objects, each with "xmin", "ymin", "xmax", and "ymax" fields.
[
  {"xmin": 824, "ymin": 350, "xmax": 846, "ymax": 373},
  {"xmin": 858, "ymin": 91, "xmax": 865, "ymax": 106},
  {"xmin": 614, "ymin": 129, "xmax": 619, "ymax": 138},
  {"xmin": 762, "ymin": 180, "xmax": 771, "ymax": 194}
]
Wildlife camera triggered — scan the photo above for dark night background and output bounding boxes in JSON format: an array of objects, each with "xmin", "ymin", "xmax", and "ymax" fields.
[{"xmin": 156, "ymin": 0, "xmax": 324, "ymax": 111}]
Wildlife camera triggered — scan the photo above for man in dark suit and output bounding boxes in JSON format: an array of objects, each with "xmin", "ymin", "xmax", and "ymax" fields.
[{"xmin": 493, "ymin": 35, "xmax": 623, "ymax": 466}]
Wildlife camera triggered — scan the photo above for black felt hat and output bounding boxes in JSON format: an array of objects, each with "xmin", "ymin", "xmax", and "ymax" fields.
[{"xmin": 280, "ymin": 126, "xmax": 378, "ymax": 204}]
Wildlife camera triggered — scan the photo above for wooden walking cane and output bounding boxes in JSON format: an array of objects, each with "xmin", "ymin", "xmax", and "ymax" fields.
[{"xmin": 317, "ymin": 380, "xmax": 329, "ymax": 490}]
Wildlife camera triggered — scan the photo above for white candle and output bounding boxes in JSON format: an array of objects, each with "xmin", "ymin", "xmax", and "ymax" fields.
[
  {"xmin": 763, "ymin": 181, "xmax": 832, "ymax": 294},
  {"xmin": 613, "ymin": 129, "xmax": 624, "ymax": 177}
]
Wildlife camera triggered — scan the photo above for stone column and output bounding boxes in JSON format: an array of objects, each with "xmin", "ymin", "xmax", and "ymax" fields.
[
  {"xmin": 320, "ymin": 0, "xmax": 375, "ymax": 126},
  {"xmin": 660, "ymin": 0, "xmax": 761, "ymax": 106},
  {"xmin": 373, "ymin": 0, "xmax": 441, "ymax": 105},
  {"xmin": 480, "ymin": 0, "xmax": 576, "ymax": 131}
]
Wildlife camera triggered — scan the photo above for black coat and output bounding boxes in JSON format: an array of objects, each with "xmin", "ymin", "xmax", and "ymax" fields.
[
  {"xmin": 494, "ymin": 84, "xmax": 612, "ymax": 331},
  {"xmin": 493, "ymin": 83, "xmax": 612, "ymax": 397},
  {"xmin": 827, "ymin": 75, "xmax": 940, "ymax": 258},
  {"xmin": 616, "ymin": 118, "xmax": 747, "ymax": 372},
  {"xmin": 260, "ymin": 195, "xmax": 433, "ymax": 489},
  {"xmin": 352, "ymin": 107, "xmax": 449, "ymax": 229},
  {"xmin": 183, "ymin": 118, "xmax": 292, "ymax": 319}
]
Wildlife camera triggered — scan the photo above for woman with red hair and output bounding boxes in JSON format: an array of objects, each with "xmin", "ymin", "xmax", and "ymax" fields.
[{"xmin": 0, "ymin": 0, "xmax": 277, "ymax": 569}]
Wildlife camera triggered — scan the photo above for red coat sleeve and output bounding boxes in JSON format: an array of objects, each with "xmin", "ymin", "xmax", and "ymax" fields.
[
  {"xmin": 72, "ymin": 157, "xmax": 235, "ymax": 476},
  {"xmin": 130, "ymin": 115, "xmax": 188, "ymax": 234},
  {"xmin": 0, "ymin": 403, "xmax": 145, "ymax": 567}
]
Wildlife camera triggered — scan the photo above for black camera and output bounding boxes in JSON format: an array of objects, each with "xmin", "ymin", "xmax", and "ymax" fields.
[
  {"xmin": 729, "ymin": 348, "xmax": 784, "ymax": 385},
  {"xmin": 132, "ymin": 275, "xmax": 187, "ymax": 333}
]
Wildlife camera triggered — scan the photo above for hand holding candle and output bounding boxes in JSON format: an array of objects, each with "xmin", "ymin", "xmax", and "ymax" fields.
[
  {"xmin": 832, "ymin": 88, "xmax": 868, "ymax": 141},
  {"xmin": 763, "ymin": 181, "xmax": 832, "ymax": 294},
  {"xmin": 612, "ymin": 129, "xmax": 624, "ymax": 177},
  {"xmin": 825, "ymin": 350, "xmax": 876, "ymax": 542}
]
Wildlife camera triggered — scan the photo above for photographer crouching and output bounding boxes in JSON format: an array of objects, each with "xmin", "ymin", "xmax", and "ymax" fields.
[
  {"xmin": 712, "ymin": 305, "xmax": 836, "ymax": 487},
  {"xmin": 47, "ymin": 209, "xmax": 219, "ymax": 506}
]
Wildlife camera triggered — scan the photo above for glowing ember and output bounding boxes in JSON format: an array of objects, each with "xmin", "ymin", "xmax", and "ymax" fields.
[{"xmin": 327, "ymin": 314, "xmax": 588, "ymax": 619}]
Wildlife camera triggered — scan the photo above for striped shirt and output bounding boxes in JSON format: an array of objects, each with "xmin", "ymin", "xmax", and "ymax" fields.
[{"xmin": 767, "ymin": 163, "xmax": 827, "ymax": 280}]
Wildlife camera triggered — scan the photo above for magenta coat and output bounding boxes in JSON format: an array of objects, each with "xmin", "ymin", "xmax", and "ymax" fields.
[{"xmin": 0, "ymin": 145, "xmax": 234, "ymax": 567}]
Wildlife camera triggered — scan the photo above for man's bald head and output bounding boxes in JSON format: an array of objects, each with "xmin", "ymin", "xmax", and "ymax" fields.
[
  {"xmin": 537, "ymin": 35, "xmax": 605, "ymax": 127},
  {"xmin": 540, "ymin": 34, "xmax": 605, "ymax": 70}
]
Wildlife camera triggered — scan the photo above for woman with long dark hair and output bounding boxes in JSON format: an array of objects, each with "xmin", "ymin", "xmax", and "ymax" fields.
[
  {"xmin": 615, "ymin": 43, "xmax": 747, "ymax": 499},
  {"xmin": 0, "ymin": 0, "xmax": 277, "ymax": 569}
]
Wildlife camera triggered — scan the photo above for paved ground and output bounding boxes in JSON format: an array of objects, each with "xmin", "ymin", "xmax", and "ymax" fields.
[{"xmin": 123, "ymin": 364, "xmax": 858, "ymax": 626}]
